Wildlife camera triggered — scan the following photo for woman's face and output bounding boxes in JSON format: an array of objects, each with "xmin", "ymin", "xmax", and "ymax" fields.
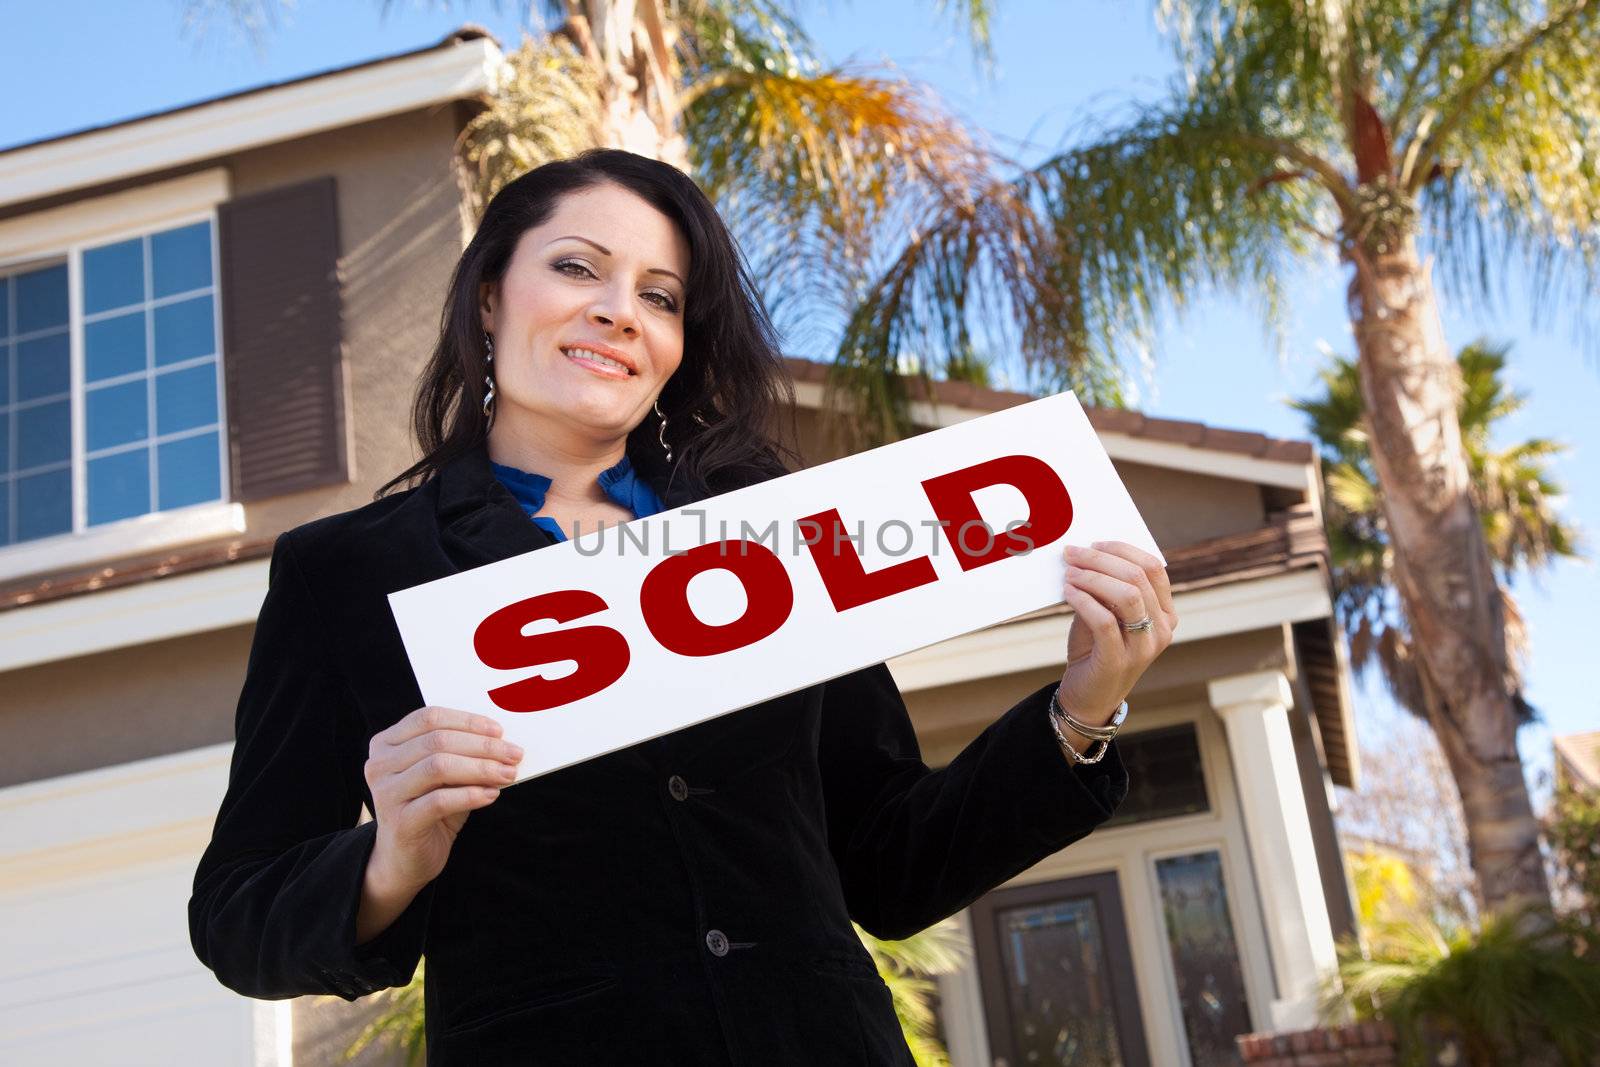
[{"xmin": 479, "ymin": 182, "xmax": 691, "ymax": 447}]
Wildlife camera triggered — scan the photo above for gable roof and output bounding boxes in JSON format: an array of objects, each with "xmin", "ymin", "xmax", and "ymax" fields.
[{"xmin": 0, "ymin": 28, "xmax": 498, "ymax": 215}]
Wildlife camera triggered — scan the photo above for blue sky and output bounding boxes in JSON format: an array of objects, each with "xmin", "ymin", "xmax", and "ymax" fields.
[{"xmin": 2, "ymin": 1, "xmax": 1594, "ymax": 791}]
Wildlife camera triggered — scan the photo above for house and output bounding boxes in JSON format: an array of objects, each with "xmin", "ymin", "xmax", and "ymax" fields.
[
  {"xmin": 0, "ymin": 28, "xmax": 1360, "ymax": 1067},
  {"xmin": 1554, "ymin": 731, "xmax": 1600, "ymax": 793}
]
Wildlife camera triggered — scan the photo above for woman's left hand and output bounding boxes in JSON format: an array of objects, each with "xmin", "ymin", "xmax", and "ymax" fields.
[{"xmin": 1056, "ymin": 541, "xmax": 1177, "ymax": 728}]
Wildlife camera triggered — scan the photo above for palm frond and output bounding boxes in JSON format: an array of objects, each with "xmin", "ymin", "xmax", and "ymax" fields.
[
  {"xmin": 1334, "ymin": 907, "xmax": 1600, "ymax": 1066},
  {"xmin": 855, "ymin": 919, "xmax": 968, "ymax": 1067},
  {"xmin": 1406, "ymin": 1, "xmax": 1600, "ymax": 324},
  {"xmin": 1026, "ymin": 97, "xmax": 1329, "ymax": 388},
  {"xmin": 339, "ymin": 957, "xmax": 427, "ymax": 1066},
  {"xmin": 455, "ymin": 31, "xmax": 606, "ymax": 217},
  {"xmin": 930, "ymin": 0, "xmax": 998, "ymax": 70},
  {"xmin": 679, "ymin": 4, "xmax": 1058, "ymax": 443}
]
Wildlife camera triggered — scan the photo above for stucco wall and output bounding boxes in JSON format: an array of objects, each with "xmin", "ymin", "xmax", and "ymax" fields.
[
  {"xmin": 0, "ymin": 625, "xmax": 250, "ymax": 789},
  {"xmin": 228, "ymin": 104, "xmax": 471, "ymax": 535},
  {"xmin": 786, "ymin": 405, "xmax": 1270, "ymax": 551}
]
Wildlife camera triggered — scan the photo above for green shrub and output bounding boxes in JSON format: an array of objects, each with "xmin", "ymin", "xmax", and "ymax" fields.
[{"xmin": 1332, "ymin": 909, "xmax": 1600, "ymax": 1067}]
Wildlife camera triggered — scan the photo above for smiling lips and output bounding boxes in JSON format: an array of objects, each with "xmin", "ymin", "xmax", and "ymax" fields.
[{"xmin": 561, "ymin": 342, "xmax": 636, "ymax": 379}]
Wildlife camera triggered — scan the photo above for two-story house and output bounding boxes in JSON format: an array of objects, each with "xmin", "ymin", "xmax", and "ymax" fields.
[{"xmin": 0, "ymin": 28, "xmax": 1360, "ymax": 1067}]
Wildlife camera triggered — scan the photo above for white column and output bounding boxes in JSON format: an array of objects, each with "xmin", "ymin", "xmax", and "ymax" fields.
[
  {"xmin": 1209, "ymin": 670, "xmax": 1339, "ymax": 1031},
  {"xmin": 251, "ymin": 1000, "xmax": 294, "ymax": 1066}
]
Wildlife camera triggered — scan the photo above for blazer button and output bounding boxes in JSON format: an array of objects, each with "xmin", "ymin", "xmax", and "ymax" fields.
[
  {"xmin": 705, "ymin": 929, "xmax": 730, "ymax": 957},
  {"xmin": 667, "ymin": 775, "xmax": 689, "ymax": 802}
]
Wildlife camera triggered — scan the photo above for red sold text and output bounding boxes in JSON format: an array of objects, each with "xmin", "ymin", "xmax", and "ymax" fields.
[{"xmin": 473, "ymin": 455, "xmax": 1073, "ymax": 712}]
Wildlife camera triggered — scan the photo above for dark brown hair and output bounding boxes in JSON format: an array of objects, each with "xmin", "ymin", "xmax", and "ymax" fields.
[{"xmin": 375, "ymin": 148, "xmax": 796, "ymax": 504}]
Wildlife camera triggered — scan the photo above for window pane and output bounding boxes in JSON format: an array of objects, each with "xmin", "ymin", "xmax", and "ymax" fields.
[
  {"xmin": 86, "ymin": 311, "xmax": 148, "ymax": 382},
  {"xmin": 157, "ymin": 432, "xmax": 221, "ymax": 510},
  {"xmin": 155, "ymin": 362, "xmax": 217, "ymax": 435},
  {"xmin": 153, "ymin": 294, "xmax": 215, "ymax": 366},
  {"xmin": 88, "ymin": 448, "xmax": 151, "ymax": 525},
  {"xmin": 16, "ymin": 264, "xmax": 69, "ymax": 332},
  {"xmin": 16, "ymin": 466, "xmax": 71, "ymax": 541},
  {"xmin": 87, "ymin": 380, "xmax": 149, "ymax": 451},
  {"xmin": 0, "ymin": 411, "xmax": 8, "ymax": 470},
  {"xmin": 16, "ymin": 331, "xmax": 70, "ymax": 401},
  {"xmin": 995, "ymin": 896, "xmax": 1128, "ymax": 1066},
  {"xmin": 0, "ymin": 478, "xmax": 9, "ymax": 545},
  {"xmin": 1, "ymin": 276, "xmax": 10, "ymax": 336},
  {"xmin": 1103, "ymin": 724, "xmax": 1210, "ymax": 829},
  {"xmin": 1156, "ymin": 852, "xmax": 1253, "ymax": 1067},
  {"xmin": 17, "ymin": 400, "xmax": 70, "ymax": 469},
  {"xmin": 84, "ymin": 238, "xmax": 145, "ymax": 315},
  {"xmin": 0, "ymin": 342, "xmax": 9, "ymax": 405},
  {"xmin": 151, "ymin": 221, "xmax": 212, "ymax": 298}
]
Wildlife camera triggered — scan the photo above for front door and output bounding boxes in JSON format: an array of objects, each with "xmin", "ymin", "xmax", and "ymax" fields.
[{"xmin": 968, "ymin": 871, "xmax": 1150, "ymax": 1067}]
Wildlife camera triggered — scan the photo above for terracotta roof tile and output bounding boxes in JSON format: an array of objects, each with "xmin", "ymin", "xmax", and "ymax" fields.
[
  {"xmin": 0, "ymin": 536, "xmax": 276, "ymax": 613},
  {"xmin": 1197, "ymin": 427, "xmax": 1269, "ymax": 455},
  {"xmin": 1084, "ymin": 408, "xmax": 1146, "ymax": 434},
  {"xmin": 781, "ymin": 358, "xmax": 1314, "ymax": 464},
  {"xmin": 1262, "ymin": 438, "xmax": 1317, "ymax": 463},
  {"xmin": 1136, "ymin": 417, "xmax": 1210, "ymax": 446}
]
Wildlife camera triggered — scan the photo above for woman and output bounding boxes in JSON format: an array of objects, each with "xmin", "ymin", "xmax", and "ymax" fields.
[{"xmin": 188, "ymin": 149, "xmax": 1177, "ymax": 1065}]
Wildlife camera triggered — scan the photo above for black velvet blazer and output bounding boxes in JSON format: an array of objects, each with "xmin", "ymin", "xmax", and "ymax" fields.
[{"xmin": 187, "ymin": 439, "xmax": 1130, "ymax": 1066}]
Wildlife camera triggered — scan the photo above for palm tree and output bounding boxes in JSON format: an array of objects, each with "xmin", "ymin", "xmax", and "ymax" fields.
[
  {"xmin": 850, "ymin": 0, "xmax": 1600, "ymax": 910},
  {"xmin": 458, "ymin": 1, "xmax": 1127, "ymax": 440},
  {"xmin": 1292, "ymin": 340, "xmax": 1581, "ymax": 752}
]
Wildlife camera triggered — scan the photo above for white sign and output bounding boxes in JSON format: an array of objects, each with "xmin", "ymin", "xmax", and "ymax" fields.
[{"xmin": 388, "ymin": 391, "xmax": 1161, "ymax": 781}]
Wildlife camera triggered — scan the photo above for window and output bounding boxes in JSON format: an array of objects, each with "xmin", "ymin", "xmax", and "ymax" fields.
[
  {"xmin": 1102, "ymin": 723, "xmax": 1210, "ymax": 829},
  {"xmin": 2, "ymin": 262, "xmax": 71, "ymax": 543},
  {"xmin": 1155, "ymin": 851, "xmax": 1253, "ymax": 1067},
  {"xmin": 1, "ymin": 217, "xmax": 226, "ymax": 548}
]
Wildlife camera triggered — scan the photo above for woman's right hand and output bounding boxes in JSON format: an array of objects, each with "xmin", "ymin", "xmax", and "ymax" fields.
[{"xmin": 363, "ymin": 705, "xmax": 524, "ymax": 893}]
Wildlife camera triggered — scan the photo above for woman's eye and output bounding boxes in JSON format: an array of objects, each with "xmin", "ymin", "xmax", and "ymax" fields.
[
  {"xmin": 555, "ymin": 260, "xmax": 678, "ymax": 312},
  {"xmin": 553, "ymin": 259, "xmax": 595, "ymax": 278}
]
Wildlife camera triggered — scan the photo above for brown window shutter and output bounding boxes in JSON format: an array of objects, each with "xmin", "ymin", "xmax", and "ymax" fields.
[{"xmin": 218, "ymin": 175, "xmax": 349, "ymax": 502}]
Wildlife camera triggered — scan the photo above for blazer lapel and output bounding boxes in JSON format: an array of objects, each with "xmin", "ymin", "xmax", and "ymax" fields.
[{"xmin": 435, "ymin": 438, "xmax": 555, "ymax": 571}]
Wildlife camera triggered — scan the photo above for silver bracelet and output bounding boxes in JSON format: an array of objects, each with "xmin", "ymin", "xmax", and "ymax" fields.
[
  {"xmin": 1049, "ymin": 707, "xmax": 1111, "ymax": 765},
  {"xmin": 1049, "ymin": 685, "xmax": 1128, "ymax": 741}
]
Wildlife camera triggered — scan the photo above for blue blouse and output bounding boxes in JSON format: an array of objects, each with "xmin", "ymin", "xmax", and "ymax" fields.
[{"xmin": 489, "ymin": 454, "xmax": 665, "ymax": 542}]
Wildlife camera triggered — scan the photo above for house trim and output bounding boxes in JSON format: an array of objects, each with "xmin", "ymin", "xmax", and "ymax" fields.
[
  {"xmin": 0, "ymin": 36, "xmax": 497, "ymax": 212},
  {"xmin": 0, "ymin": 168, "xmax": 230, "ymax": 266},
  {"xmin": 0, "ymin": 556, "xmax": 267, "ymax": 674},
  {"xmin": 789, "ymin": 379, "xmax": 1315, "ymax": 491},
  {"xmin": 0, "ymin": 502, "xmax": 246, "ymax": 587},
  {"xmin": 887, "ymin": 569, "xmax": 1329, "ymax": 692}
]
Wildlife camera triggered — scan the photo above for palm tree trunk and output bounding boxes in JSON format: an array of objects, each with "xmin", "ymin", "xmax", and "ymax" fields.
[
  {"xmin": 1345, "ymin": 233, "xmax": 1551, "ymax": 911},
  {"xmin": 565, "ymin": 0, "xmax": 689, "ymax": 169}
]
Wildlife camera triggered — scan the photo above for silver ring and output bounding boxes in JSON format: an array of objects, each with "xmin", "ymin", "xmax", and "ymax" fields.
[{"xmin": 1121, "ymin": 616, "xmax": 1154, "ymax": 633}]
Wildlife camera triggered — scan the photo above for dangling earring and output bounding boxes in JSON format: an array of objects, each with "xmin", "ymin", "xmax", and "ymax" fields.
[
  {"xmin": 482, "ymin": 331, "xmax": 496, "ymax": 418},
  {"xmin": 654, "ymin": 399, "xmax": 672, "ymax": 463}
]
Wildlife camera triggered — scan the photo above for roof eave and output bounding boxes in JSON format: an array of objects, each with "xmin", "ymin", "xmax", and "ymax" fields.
[{"xmin": 0, "ymin": 31, "xmax": 501, "ymax": 214}]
